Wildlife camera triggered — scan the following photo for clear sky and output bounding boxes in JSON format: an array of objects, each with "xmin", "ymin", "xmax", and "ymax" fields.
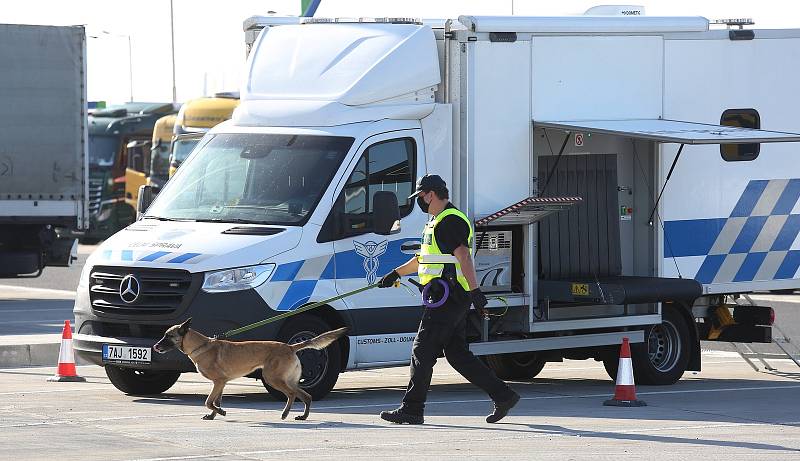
[{"xmin": 2, "ymin": 0, "xmax": 798, "ymax": 104}]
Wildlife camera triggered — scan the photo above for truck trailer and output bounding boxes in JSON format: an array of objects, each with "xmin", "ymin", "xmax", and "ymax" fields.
[
  {"xmin": 0, "ymin": 24, "xmax": 87, "ymax": 277},
  {"xmin": 74, "ymin": 13, "xmax": 800, "ymax": 398}
]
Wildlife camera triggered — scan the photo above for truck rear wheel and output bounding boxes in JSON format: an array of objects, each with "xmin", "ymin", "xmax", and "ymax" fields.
[
  {"xmin": 631, "ymin": 307, "xmax": 690, "ymax": 385},
  {"xmin": 261, "ymin": 315, "xmax": 343, "ymax": 401},
  {"xmin": 105, "ymin": 366, "xmax": 180, "ymax": 395},
  {"xmin": 484, "ymin": 352, "xmax": 546, "ymax": 380},
  {"xmin": 602, "ymin": 309, "xmax": 690, "ymax": 384}
]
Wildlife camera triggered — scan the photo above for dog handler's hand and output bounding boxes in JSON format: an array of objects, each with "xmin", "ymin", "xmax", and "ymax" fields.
[
  {"xmin": 470, "ymin": 288, "xmax": 489, "ymax": 316},
  {"xmin": 378, "ymin": 270, "xmax": 401, "ymax": 288}
]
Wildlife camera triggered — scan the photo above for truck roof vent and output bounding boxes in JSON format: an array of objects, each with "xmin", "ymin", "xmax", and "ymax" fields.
[{"xmin": 222, "ymin": 226, "xmax": 285, "ymax": 236}]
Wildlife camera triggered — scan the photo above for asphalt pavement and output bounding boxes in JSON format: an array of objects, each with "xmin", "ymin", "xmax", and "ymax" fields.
[{"xmin": 1, "ymin": 352, "xmax": 798, "ymax": 460}]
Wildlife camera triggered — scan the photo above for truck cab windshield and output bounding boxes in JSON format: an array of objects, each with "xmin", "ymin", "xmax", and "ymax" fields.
[
  {"xmin": 171, "ymin": 137, "xmax": 200, "ymax": 165},
  {"xmin": 147, "ymin": 133, "xmax": 354, "ymax": 225},
  {"xmin": 89, "ymin": 135, "xmax": 120, "ymax": 167}
]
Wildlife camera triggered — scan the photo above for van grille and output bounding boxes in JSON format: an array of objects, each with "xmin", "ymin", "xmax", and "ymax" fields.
[
  {"xmin": 89, "ymin": 266, "xmax": 200, "ymax": 316},
  {"xmin": 88, "ymin": 179, "xmax": 103, "ymax": 214}
]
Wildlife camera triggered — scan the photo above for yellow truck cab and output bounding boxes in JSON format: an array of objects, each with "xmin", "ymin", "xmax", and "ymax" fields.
[
  {"xmin": 169, "ymin": 92, "xmax": 239, "ymax": 177},
  {"xmin": 125, "ymin": 114, "xmax": 177, "ymax": 207}
]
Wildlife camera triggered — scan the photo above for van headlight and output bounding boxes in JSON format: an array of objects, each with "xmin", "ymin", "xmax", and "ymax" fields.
[{"xmin": 202, "ymin": 264, "xmax": 275, "ymax": 293}]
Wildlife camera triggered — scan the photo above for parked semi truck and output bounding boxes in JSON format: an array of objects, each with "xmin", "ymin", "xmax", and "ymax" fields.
[
  {"xmin": 124, "ymin": 113, "xmax": 177, "ymax": 208},
  {"xmin": 80, "ymin": 102, "xmax": 178, "ymax": 243},
  {"xmin": 168, "ymin": 93, "xmax": 240, "ymax": 178},
  {"xmin": 74, "ymin": 13, "xmax": 800, "ymax": 398},
  {"xmin": 0, "ymin": 24, "xmax": 86, "ymax": 277}
]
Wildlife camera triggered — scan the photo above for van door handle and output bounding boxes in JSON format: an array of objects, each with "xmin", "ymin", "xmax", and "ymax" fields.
[{"xmin": 401, "ymin": 240, "xmax": 421, "ymax": 254}]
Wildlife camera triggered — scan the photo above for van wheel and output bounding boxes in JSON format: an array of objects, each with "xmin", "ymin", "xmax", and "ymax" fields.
[
  {"xmin": 484, "ymin": 352, "xmax": 546, "ymax": 380},
  {"xmin": 631, "ymin": 307, "xmax": 691, "ymax": 385},
  {"xmin": 261, "ymin": 315, "xmax": 342, "ymax": 401},
  {"xmin": 105, "ymin": 366, "xmax": 180, "ymax": 395}
]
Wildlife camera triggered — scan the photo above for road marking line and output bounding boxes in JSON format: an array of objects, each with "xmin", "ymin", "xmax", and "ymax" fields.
[
  {"xmin": 0, "ymin": 284, "xmax": 76, "ymax": 297},
  {"xmin": 0, "ymin": 308, "xmax": 75, "ymax": 313}
]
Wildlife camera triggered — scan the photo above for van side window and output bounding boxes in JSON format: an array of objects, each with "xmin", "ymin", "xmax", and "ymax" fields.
[
  {"xmin": 720, "ymin": 109, "xmax": 760, "ymax": 161},
  {"xmin": 319, "ymin": 138, "xmax": 415, "ymax": 242}
]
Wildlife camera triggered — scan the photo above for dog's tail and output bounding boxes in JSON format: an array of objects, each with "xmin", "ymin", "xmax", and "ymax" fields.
[{"xmin": 290, "ymin": 327, "xmax": 348, "ymax": 353}]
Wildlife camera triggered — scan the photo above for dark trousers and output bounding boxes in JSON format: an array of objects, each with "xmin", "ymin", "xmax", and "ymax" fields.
[{"xmin": 400, "ymin": 289, "xmax": 514, "ymax": 415}]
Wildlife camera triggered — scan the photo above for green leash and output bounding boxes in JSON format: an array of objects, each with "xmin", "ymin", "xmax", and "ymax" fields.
[
  {"xmin": 218, "ymin": 283, "xmax": 380, "ymax": 339},
  {"xmin": 217, "ymin": 281, "xmax": 507, "ymax": 339}
]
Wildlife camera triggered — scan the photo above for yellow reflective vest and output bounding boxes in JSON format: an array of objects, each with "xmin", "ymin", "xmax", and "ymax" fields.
[{"xmin": 417, "ymin": 207, "xmax": 473, "ymax": 292}]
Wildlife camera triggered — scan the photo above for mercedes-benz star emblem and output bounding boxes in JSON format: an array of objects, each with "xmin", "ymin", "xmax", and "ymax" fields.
[{"xmin": 119, "ymin": 274, "xmax": 141, "ymax": 304}]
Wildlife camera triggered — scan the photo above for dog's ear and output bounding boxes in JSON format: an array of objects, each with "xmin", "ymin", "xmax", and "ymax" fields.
[{"xmin": 178, "ymin": 317, "xmax": 192, "ymax": 334}]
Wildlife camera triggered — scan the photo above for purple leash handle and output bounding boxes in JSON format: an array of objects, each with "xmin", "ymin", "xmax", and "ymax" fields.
[{"xmin": 422, "ymin": 278, "xmax": 450, "ymax": 308}]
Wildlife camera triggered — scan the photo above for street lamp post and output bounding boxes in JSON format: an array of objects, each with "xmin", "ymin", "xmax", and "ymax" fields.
[
  {"xmin": 170, "ymin": 0, "xmax": 177, "ymax": 103},
  {"xmin": 89, "ymin": 31, "xmax": 133, "ymax": 102}
]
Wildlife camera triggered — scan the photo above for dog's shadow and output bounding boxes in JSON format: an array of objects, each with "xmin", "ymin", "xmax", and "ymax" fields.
[{"xmin": 245, "ymin": 420, "xmax": 383, "ymax": 430}]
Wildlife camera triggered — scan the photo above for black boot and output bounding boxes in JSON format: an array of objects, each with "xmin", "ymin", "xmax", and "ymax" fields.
[
  {"xmin": 380, "ymin": 408, "xmax": 424, "ymax": 425},
  {"xmin": 486, "ymin": 392, "xmax": 520, "ymax": 423}
]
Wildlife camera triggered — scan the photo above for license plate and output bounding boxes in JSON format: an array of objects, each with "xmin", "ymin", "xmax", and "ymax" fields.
[{"xmin": 102, "ymin": 344, "xmax": 151, "ymax": 364}]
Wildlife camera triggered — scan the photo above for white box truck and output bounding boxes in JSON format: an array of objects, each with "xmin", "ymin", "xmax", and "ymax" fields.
[
  {"xmin": 0, "ymin": 24, "xmax": 87, "ymax": 277},
  {"xmin": 74, "ymin": 13, "xmax": 800, "ymax": 398}
]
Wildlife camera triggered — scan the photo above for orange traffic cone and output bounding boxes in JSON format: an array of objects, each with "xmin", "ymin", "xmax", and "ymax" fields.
[
  {"xmin": 47, "ymin": 320, "xmax": 86, "ymax": 382},
  {"xmin": 603, "ymin": 337, "xmax": 645, "ymax": 407}
]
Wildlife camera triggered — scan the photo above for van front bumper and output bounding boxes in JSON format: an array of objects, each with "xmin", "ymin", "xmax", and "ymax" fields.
[{"xmin": 73, "ymin": 284, "xmax": 284, "ymax": 371}]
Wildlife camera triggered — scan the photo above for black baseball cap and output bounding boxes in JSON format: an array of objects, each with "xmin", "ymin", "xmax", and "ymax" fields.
[{"xmin": 408, "ymin": 174, "xmax": 447, "ymax": 199}]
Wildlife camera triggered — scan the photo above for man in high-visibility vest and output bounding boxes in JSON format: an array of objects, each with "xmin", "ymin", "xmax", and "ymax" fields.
[{"xmin": 377, "ymin": 175, "xmax": 520, "ymax": 425}]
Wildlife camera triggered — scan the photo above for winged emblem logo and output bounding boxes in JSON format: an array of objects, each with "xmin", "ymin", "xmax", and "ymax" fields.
[{"xmin": 354, "ymin": 240, "xmax": 389, "ymax": 284}]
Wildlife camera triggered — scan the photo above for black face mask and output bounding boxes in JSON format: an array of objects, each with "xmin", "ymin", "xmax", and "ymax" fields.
[{"xmin": 417, "ymin": 195, "xmax": 430, "ymax": 213}]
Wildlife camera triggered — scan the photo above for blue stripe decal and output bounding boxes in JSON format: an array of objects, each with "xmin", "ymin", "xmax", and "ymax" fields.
[
  {"xmin": 273, "ymin": 260, "xmax": 304, "ymax": 282},
  {"xmin": 729, "ymin": 216, "xmax": 768, "ymax": 254},
  {"xmin": 663, "ymin": 218, "xmax": 726, "ymax": 258},
  {"xmin": 167, "ymin": 252, "xmax": 201, "ymax": 263},
  {"xmin": 772, "ymin": 179, "xmax": 800, "ymax": 215},
  {"xmin": 695, "ymin": 254, "xmax": 727, "ymax": 284},
  {"xmin": 139, "ymin": 251, "xmax": 170, "ymax": 262},
  {"xmin": 733, "ymin": 252, "xmax": 767, "ymax": 282},
  {"xmin": 775, "ymin": 250, "xmax": 800, "ymax": 279},
  {"xmin": 730, "ymin": 180, "xmax": 768, "ymax": 217},
  {"xmin": 320, "ymin": 257, "xmax": 336, "ymax": 280},
  {"xmin": 121, "ymin": 250, "xmax": 133, "ymax": 261},
  {"xmin": 102, "ymin": 250, "xmax": 112, "ymax": 260},
  {"xmin": 771, "ymin": 215, "xmax": 800, "ymax": 251},
  {"xmin": 278, "ymin": 280, "xmax": 317, "ymax": 310}
]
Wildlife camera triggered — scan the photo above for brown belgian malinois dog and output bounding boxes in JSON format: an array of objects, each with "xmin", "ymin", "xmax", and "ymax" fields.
[{"xmin": 153, "ymin": 318, "xmax": 347, "ymax": 421}]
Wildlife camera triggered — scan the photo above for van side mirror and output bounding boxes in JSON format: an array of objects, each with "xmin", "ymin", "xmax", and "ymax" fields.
[
  {"xmin": 373, "ymin": 191, "xmax": 401, "ymax": 235},
  {"xmin": 137, "ymin": 185, "xmax": 154, "ymax": 219}
]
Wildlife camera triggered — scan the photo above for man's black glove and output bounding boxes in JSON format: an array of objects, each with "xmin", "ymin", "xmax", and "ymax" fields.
[
  {"xmin": 470, "ymin": 288, "xmax": 488, "ymax": 315},
  {"xmin": 378, "ymin": 270, "xmax": 401, "ymax": 288}
]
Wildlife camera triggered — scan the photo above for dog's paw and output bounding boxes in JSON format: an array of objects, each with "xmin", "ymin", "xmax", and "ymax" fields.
[{"xmin": 294, "ymin": 415, "xmax": 308, "ymax": 421}]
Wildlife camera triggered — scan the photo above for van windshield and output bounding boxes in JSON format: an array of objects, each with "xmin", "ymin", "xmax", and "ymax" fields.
[{"xmin": 146, "ymin": 133, "xmax": 354, "ymax": 225}]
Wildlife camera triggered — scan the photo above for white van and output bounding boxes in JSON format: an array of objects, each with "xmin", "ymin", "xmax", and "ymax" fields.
[{"xmin": 74, "ymin": 13, "xmax": 800, "ymax": 398}]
